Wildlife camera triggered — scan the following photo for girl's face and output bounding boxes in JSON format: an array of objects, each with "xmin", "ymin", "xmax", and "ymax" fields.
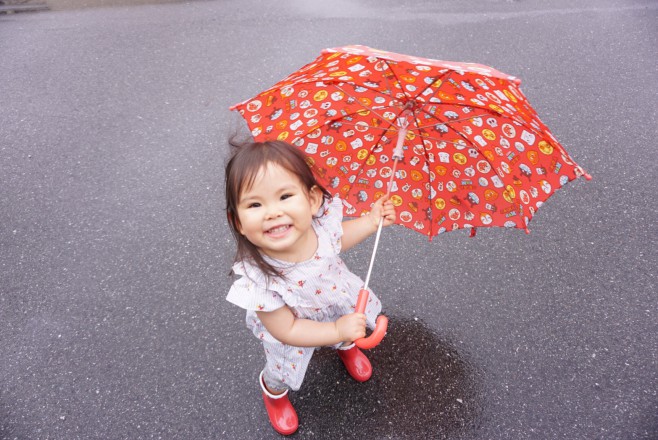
[{"xmin": 236, "ymin": 163, "xmax": 323, "ymax": 263}]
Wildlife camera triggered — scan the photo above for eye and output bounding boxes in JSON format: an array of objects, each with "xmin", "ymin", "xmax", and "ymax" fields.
[
  {"xmin": 281, "ymin": 193, "xmax": 294, "ymax": 200},
  {"xmin": 247, "ymin": 202, "xmax": 261, "ymax": 208}
]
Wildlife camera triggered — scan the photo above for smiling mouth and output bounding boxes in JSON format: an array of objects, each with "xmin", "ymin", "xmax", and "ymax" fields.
[{"xmin": 265, "ymin": 225, "xmax": 291, "ymax": 236}]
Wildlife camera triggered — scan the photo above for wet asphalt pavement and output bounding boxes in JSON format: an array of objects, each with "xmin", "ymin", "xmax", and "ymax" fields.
[{"xmin": 1, "ymin": 0, "xmax": 657, "ymax": 438}]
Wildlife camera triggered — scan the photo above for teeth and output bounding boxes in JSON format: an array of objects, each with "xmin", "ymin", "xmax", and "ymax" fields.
[{"xmin": 268, "ymin": 225, "xmax": 289, "ymax": 234}]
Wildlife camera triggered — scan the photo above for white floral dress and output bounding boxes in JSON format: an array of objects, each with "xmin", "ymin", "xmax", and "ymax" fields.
[{"xmin": 226, "ymin": 197, "xmax": 382, "ymax": 391}]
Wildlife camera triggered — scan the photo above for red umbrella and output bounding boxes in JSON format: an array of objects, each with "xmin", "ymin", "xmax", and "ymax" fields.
[{"xmin": 230, "ymin": 45, "xmax": 590, "ymax": 348}]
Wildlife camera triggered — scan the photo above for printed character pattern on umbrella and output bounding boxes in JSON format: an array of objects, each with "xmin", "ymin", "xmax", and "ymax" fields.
[{"xmin": 231, "ymin": 45, "xmax": 590, "ymax": 238}]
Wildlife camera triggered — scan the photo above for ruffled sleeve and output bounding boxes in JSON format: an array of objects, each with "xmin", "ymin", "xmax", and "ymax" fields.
[
  {"xmin": 314, "ymin": 197, "xmax": 344, "ymax": 255},
  {"xmin": 226, "ymin": 261, "xmax": 286, "ymax": 312}
]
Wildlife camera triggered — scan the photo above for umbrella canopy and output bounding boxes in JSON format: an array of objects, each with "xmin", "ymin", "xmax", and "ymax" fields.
[{"xmin": 231, "ymin": 45, "xmax": 590, "ymax": 238}]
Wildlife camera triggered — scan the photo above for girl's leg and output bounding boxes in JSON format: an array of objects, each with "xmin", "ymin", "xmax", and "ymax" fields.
[
  {"xmin": 259, "ymin": 371, "xmax": 298, "ymax": 436},
  {"xmin": 261, "ymin": 376, "xmax": 286, "ymax": 396},
  {"xmin": 337, "ymin": 343, "xmax": 372, "ymax": 382},
  {"xmin": 259, "ymin": 341, "xmax": 315, "ymax": 435},
  {"xmin": 262, "ymin": 340, "xmax": 314, "ymax": 392}
]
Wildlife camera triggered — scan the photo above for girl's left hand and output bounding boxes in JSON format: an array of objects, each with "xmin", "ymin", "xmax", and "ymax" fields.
[{"xmin": 369, "ymin": 195, "xmax": 397, "ymax": 229}]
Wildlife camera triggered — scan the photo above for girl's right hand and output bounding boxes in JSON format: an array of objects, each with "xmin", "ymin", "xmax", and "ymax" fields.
[
  {"xmin": 369, "ymin": 194, "xmax": 397, "ymax": 229},
  {"xmin": 335, "ymin": 313, "xmax": 367, "ymax": 342}
]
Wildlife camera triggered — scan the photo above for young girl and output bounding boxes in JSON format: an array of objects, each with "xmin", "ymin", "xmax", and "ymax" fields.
[{"xmin": 225, "ymin": 140, "xmax": 396, "ymax": 435}]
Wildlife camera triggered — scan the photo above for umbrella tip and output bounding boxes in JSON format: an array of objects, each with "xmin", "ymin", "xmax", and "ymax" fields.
[
  {"xmin": 584, "ymin": 173, "xmax": 593, "ymax": 181},
  {"xmin": 524, "ymin": 228, "xmax": 531, "ymax": 235},
  {"xmin": 469, "ymin": 228, "xmax": 477, "ymax": 238}
]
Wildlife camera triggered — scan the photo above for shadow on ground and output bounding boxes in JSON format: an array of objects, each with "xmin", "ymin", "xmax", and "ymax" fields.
[{"xmin": 292, "ymin": 316, "xmax": 484, "ymax": 438}]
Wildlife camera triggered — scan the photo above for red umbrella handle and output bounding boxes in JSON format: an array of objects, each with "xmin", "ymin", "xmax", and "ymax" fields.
[{"xmin": 354, "ymin": 288, "xmax": 388, "ymax": 349}]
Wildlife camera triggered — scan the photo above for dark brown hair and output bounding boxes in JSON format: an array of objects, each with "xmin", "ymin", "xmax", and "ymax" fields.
[{"xmin": 225, "ymin": 140, "xmax": 331, "ymax": 281}]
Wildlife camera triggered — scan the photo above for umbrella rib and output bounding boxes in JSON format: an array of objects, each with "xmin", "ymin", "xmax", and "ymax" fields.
[
  {"xmin": 412, "ymin": 112, "xmax": 494, "ymax": 131},
  {"xmin": 335, "ymin": 117, "xmax": 477, "ymax": 149},
  {"xmin": 414, "ymin": 100, "xmax": 552, "ymax": 153},
  {"xmin": 421, "ymin": 70, "xmax": 565, "ymax": 153},
  {"xmin": 257, "ymin": 76, "xmax": 399, "ymax": 115},
  {"xmin": 412, "ymin": 69, "xmax": 453, "ymax": 107},
  {"xmin": 329, "ymin": 82, "xmax": 457, "ymax": 143},
  {"xmin": 330, "ymin": 83, "xmax": 398, "ymax": 126},
  {"xmin": 335, "ymin": 113, "xmax": 486, "ymax": 134},
  {"xmin": 324, "ymin": 78, "xmax": 397, "ymax": 102},
  {"xmin": 406, "ymin": 110, "xmax": 437, "ymax": 238},
  {"xmin": 337, "ymin": 120, "xmax": 396, "ymax": 132},
  {"xmin": 297, "ymin": 81, "xmax": 415, "ymax": 152},
  {"xmin": 290, "ymin": 109, "xmax": 397, "ymax": 149},
  {"xmin": 409, "ymin": 106, "xmax": 488, "ymax": 147},
  {"xmin": 439, "ymin": 99, "xmax": 573, "ymax": 160},
  {"xmin": 420, "ymin": 69, "xmax": 519, "ymax": 121},
  {"xmin": 334, "ymin": 111, "xmax": 491, "ymax": 139},
  {"xmin": 419, "ymin": 107, "xmax": 532, "ymax": 234},
  {"xmin": 328, "ymin": 70, "xmax": 413, "ymax": 211},
  {"xmin": 412, "ymin": 99, "xmax": 544, "ymax": 235},
  {"xmin": 417, "ymin": 107, "xmax": 481, "ymax": 153},
  {"xmin": 287, "ymin": 86, "xmax": 400, "ymax": 204},
  {"xmin": 344, "ymin": 124, "xmax": 399, "ymax": 211},
  {"xmin": 380, "ymin": 59, "xmax": 413, "ymax": 102},
  {"xmin": 288, "ymin": 81, "xmax": 398, "ymax": 146},
  {"xmin": 307, "ymin": 76, "xmax": 407, "ymax": 113}
]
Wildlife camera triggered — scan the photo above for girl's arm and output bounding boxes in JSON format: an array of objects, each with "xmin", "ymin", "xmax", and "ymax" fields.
[
  {"xmin": 257, "ymin": 306, "xmax": 366, "ymax": 347},
  {"xmin": 341, "ymin": 195, "xmax": 396, "ymax": 251}
]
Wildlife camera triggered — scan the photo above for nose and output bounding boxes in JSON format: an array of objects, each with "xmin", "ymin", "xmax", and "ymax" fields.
[{"xmin": 264, "ymin": 204, "xmax": 283, "ymax": 220}]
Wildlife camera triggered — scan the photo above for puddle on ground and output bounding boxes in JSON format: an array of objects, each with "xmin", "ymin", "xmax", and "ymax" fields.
[{"xmin": 294, "ymin": 315, "xmax": 484, "ymax": 438}]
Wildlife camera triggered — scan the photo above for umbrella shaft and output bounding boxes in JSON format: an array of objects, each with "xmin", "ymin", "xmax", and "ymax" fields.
[
  {"xmin": 363, "ymin": 217, "xmax": 384, "ymax": 290},
  {"xmin": 363, "ymin": 154, "xmax": 400, "ymax": 290},
  {"xmin": 362, "ymin": 113, "xmax": 407, "ymax": 289}
]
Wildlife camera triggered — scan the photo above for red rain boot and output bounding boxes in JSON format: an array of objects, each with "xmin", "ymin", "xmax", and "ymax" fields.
[
  {"xmin": 337, "ymin": 343, "xmax": 372, "ymax": 382},
  {"xmin": 259, "ymin": 372, "xmax": 298, "ymax": 436}
]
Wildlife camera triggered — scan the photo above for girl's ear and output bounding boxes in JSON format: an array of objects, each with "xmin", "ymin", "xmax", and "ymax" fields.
[{"xmin": 309, "ymin": 185, "xmax": 323, "ymax": 213}]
